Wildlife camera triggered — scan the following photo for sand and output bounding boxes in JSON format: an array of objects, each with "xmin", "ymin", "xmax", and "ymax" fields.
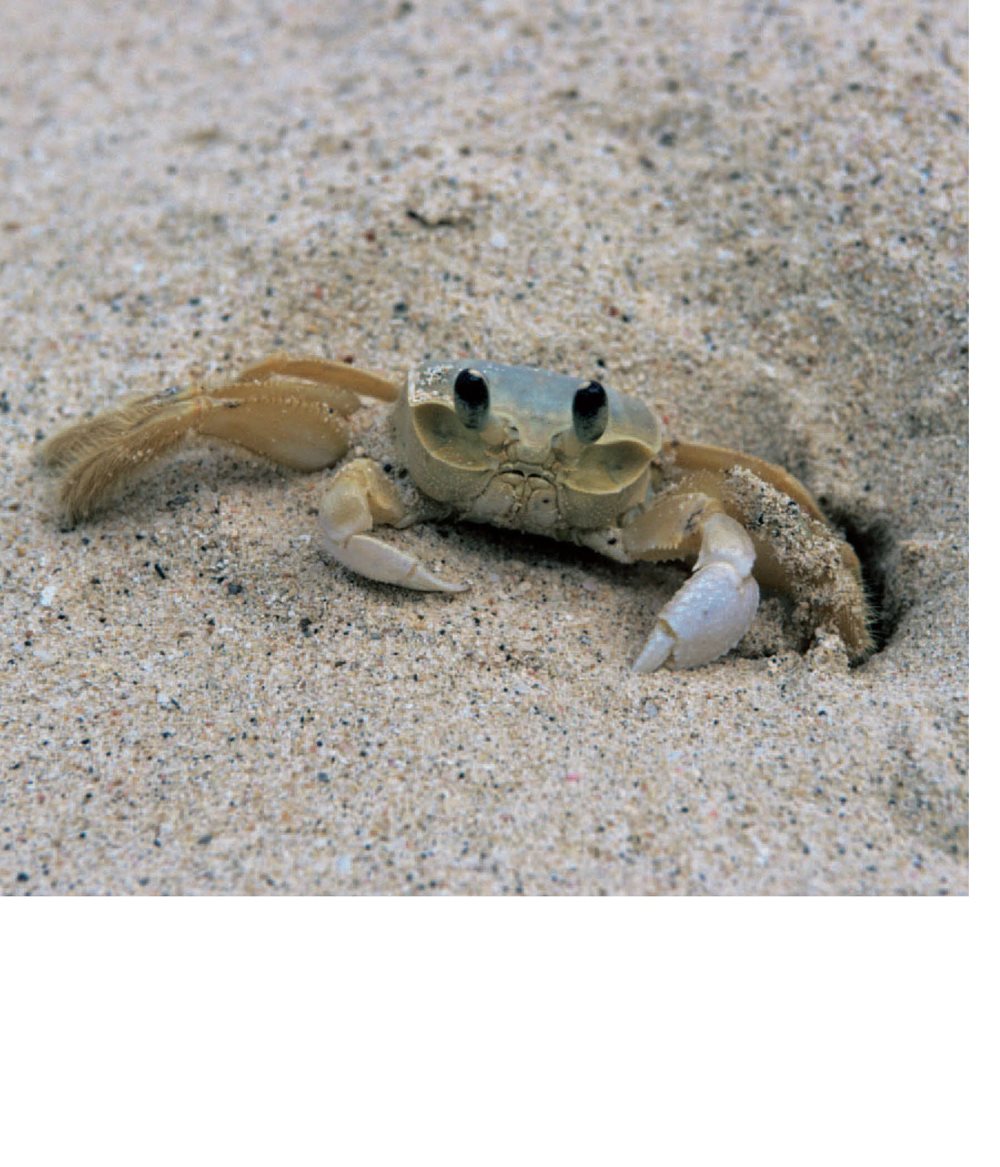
[{"xmin": 1, "ymin": 1, "xmax": 967, "ymax": 894}]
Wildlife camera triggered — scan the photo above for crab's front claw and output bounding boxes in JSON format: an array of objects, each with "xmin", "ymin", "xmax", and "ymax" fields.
[
  {"xmin": 631, "ymin": 512, "xmax": 760, "ymax": 672},
  {"xmin": 317, "ymin": 458, "xmax": 466, "ymax": 593}
]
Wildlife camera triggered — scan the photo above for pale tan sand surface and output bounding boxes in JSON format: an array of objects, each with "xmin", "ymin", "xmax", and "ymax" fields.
[{"xmin": 2, "ymin": 2, "xmax": 967, "ymax": 893}]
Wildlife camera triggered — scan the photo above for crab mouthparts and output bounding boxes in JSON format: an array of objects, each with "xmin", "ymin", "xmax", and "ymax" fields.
[{"xmin": 499, "ymin": 460, "xmax": 556, "ymax": 481}]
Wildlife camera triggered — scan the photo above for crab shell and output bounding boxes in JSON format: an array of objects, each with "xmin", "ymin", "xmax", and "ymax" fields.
[{"xmin": 398, "ymin": 360, "xmax": 661, "ymax": 533}]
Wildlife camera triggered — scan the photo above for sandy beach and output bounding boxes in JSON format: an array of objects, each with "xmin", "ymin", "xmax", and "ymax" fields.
[{"xmin": 1, "ymin": 1, "xmax": 967, "ymax": 894}]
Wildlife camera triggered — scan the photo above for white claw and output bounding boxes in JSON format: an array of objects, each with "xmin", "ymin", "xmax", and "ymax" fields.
[
  {"xmin": 633, "ymin": 513, "xmax": 760, "ymax": 672},
  {"xmin": 631, "ymin": 626, "xmax": 677, "ymax": 674},
  {"xmin": 317, "ymin": 460, "xmax": 466, "ymax": 593},
  {"xmin": 319, "ymin": 528, "xmax": 466, "ymax": 593}
]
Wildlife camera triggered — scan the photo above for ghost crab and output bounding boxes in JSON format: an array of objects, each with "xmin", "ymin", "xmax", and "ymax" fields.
[{"xmin": 42, "ymin": 354, "xmax": 872, "ymax": 670}]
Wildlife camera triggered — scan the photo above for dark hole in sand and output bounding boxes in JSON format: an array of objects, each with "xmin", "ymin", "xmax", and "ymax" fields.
[{"xmin": 827, "ymin": 505, "xmax": 900, "ymax": 656}]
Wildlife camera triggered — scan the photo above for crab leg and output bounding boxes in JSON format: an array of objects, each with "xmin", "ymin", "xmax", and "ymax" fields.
[
  {"xmin": 620, "ymin": 491, "xmax": 759, "ymax": 671},
  {"xmin": 42, "ymin": 356, "xmax": 396, "ymax": 524},
  {"xmin": 317, "ymin": 458, "xmax": 466, "ymax": 593}
]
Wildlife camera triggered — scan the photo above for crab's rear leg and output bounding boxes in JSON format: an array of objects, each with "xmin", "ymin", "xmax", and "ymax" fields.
[
  {"xmin": 613, "ymin": 489, "xmax": 760, "ymax": 671},
  {"xmin": 317, "ymin": 458, "xmax": 466, "ymax": 593},
  {"xmin": 41, "ymin": 356, "xmax": 397, "ymax": 524}
]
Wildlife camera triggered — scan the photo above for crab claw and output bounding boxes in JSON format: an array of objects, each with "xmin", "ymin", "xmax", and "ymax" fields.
[
  {"xmin": 632, "ymin": 512, "xmax": 759, "ymax": 672},
  {"xmin": 317, "ymin": 458, "xmax": 466, "ymax": 593}
]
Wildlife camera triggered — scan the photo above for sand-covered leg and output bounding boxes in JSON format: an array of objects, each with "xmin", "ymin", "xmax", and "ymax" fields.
[
  {"xmin": 621, "ymin": 490, "xmax": 759, "ymax": 671},
  {"xmin": 721, "ymin": 465, "xmax": 873, "ymax": 660},
  {"xmin": 317, "ymin": 458, "xmax": 465, "ymax": 593},
  {"xmin": 41, "ymin": 357, "xmax": 397, "ymax": 524}
]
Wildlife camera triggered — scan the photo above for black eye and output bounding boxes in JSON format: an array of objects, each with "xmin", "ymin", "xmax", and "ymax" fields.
[
  {"xmin": 453, "ymin": 368, "xmax": 490, "ymax": 429},
  {"xmin": 573, "ymin": 380, "xmax": 609, "ymax": 442}
]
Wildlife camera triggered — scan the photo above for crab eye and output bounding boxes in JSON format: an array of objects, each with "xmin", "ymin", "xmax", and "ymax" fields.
[
  {"xmin": 572, "ymin": 380, "xmax": 609, "ymax": 442},
  {"xmin": 453, "ymin": 368, "xmax": 490, "ymax": 430}
]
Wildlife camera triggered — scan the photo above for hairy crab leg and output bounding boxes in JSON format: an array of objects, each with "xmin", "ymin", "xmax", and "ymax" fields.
[
  {"xmin": 668, "ymin": 439, "xmax": 826, "ymax": 520},
  {"xmin": 41, "ymin": 357, "xmax": 397, "ymax": 524}
]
